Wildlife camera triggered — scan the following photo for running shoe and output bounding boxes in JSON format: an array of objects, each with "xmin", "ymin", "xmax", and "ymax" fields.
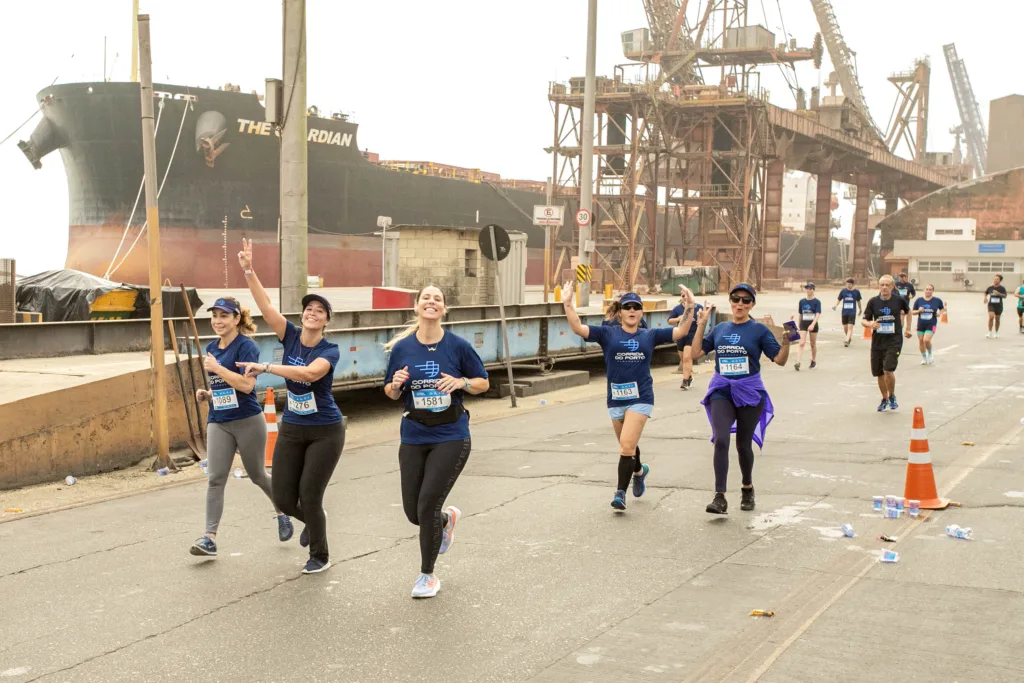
[
  {"xmin": 632, "ymin": 463, "xmax": 650, "ymax": 498},
  {"xmin": 611, "ymin": 489, "xmax": 627, "ymax": 510},
  {"xmin": 680, "ymin": 378, "xmax": 688, "ymax": 390},
  {"xmin": 299, "ymin": 511, "xmax": 326, "ymax": 548},
  {"xmin": 920, "ymin": 356, "xmax": 928, "ymax": 365},
  {"xmin": 683, "ymin": 377, "xmax": 693, "ymax": 389},
  {"xmin": 844, "ymin": 340, "xmax": 850, "ymax": 348},
  {"xmin": 740, "ymin": 487, "xmax": 756, "ymax": 511},
  {"xmin": 986, "ymin": 332, "xmax": 992, "ymax": 338},
  {"xmin": 189, "ymin": 536, "xmax": 217, "ymax": 557},
  {"xmin": 877, "ymin": 399, "xmax": 889, "ymax": 412},
  {"xmin": 994, "ymin": 332, "xmax": 999, "ymax": 338},
  {"xmin": 706, "ymin": 492, "xmax": 728, "ymax": 515},
  {"xmin": 809, "ymin": 361, "xmax": 817, "ymax": 369},
  {"xmin": 411, "ymin": 573, "xmax": 441, "ymax": 598},
  {"xmin": 278, "ymin": 514, "xmax": 294, "ymax": 542},
  {"xmin": 302, "ymin": 557, "xmax": 332, "ymax": 574},
  {"xmin": 794, "ymin": 362, "xmax": 801, "ymax": 372},
  {"xmin": 439, "ymin": 506, "xmax": 460, "ymax": 554},
  {"xmin": 889, "ymin": 395, "xmax": 899, "ymax": 410},
  {"xmin": 928, "ymin": 354, "xmax": 935, "ymax": 365}
]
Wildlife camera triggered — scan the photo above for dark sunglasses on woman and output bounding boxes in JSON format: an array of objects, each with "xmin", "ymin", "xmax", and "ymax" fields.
[
  {"xmin": 730, "ymin": 295, "xmax": 753, "ymax": 305},
  {"xmin": 621, "ymin": 303, "xmax": 643, "ymax": 311}
]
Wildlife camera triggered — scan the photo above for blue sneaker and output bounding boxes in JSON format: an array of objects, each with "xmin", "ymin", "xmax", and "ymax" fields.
[
  {"xmin": 877, "ymin": 399, "xmax": 888, "ymax": 412},
  {"xmin": 411, "ymin": 573, "xmax": 441, "ymax": 598},
  {"xmin": 439, "ymin": 506, "xmax": 460, "ymax": 555},
  {"xmin": 301, "ymin": 557, "xmax": 332, "ymax": 574},
  {"xmin": 611, "ymin": 489, "xmax": 627, "ymax": 510},
  {"xmin": 189, "ymin": 536, "xmax": 217, "ymax": 557},
  {"xmin": 889, "ymin": 395, "xmax": 899, "ymax": 410},
  {"xmin": 277, "ymin": 514, "xmax": 294, "ymax": 542},
  {"xmin": 632, "ymin": 463, "xmax": 650, "ymax": 498},
  {"xmin": 299, "ymin": 526, "xmax": 309, "ymax": 547}
]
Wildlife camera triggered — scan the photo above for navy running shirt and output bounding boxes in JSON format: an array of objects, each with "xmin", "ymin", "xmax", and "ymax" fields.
[
  {"xmin": 702, "ymin": 320, "xmax": 781, "ymax": 380},
  {"xmin": 385, "ymin": 331, "xmax": 488, "ymax": 445},
  {"xmin": 985, "ymin": 285, "xmax": 1007, "ymax": 306},
  {"xmin": 204, "ymin": 334, "xmax": 263, "ymax": 423},
  {"xmin": 837, "ymin": 288, "xmax": 862, "ymax": 314},
  {"xmin": 896, "ymin": 280, "xmax": 916, "ymax": 302},
  {"xmin": 279, "ymin": 321, "xmax": 342, "ymax": 425},
  {"xmin": 798, "ymin": 297, "xmax": 822, "ymax": 323},
  {"xmin": 912, "ymin": 296, "xmax": 944, "ymax": 330},
  {"xmin": 586, "ymin": 324, "xmax": 674, "ymax": 408},
  {"xmin": 669, "ymin": 303, "xmax": 703, "ymax": 337}
]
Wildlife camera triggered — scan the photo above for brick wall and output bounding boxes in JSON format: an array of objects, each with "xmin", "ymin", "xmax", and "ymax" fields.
[{"xmin": 396, "ymin": 229, "xmax": 496, "ymax": 306}]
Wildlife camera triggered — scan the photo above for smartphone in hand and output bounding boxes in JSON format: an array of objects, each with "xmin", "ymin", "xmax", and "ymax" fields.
[{"xmin": 782, "ymin": 320, "xmax": 802, "ymax": 343}]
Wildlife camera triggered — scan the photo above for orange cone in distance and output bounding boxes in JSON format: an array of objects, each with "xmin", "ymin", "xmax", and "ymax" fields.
[
  {"xmin": 264, "ymin": 387, "xmax": 278, "ymax": 468},
  {"xmin": 904, "ymin": 407, "xmax": 949, "ymax": 510}
]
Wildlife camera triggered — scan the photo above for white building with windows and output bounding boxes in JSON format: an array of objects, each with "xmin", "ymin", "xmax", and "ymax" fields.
[
  {"xmin": 780, "ymin": 171, "xmax": 817, "ymax": 231},
  {"xmin": 890, "ymin": 218, "xmax": 1024, "ymax": 291}
]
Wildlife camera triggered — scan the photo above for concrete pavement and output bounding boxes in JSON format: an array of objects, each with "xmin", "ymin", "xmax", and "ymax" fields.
[{"xmin": 1, "ymin": 291, "xmax": 1023, "ymax": 682}]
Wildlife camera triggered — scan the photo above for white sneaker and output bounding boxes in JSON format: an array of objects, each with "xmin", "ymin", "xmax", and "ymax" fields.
[
  {"xmin": 994, "ymin": 332, "xmax": 999, "ymax": 338},
  {"xmin": 411, "ymin": 573, "xmax": 440, "ymax": 598},
  {"xmin": 928, "ymin": 356, "xmax": 935, "ymax": 365},
  {"xmin": 920, "ymin": 358, "xmax": 928, "ymax": 365},
  {"xmin": 986, "ymin": 332, "xmax": 992, "ymax": 338}
]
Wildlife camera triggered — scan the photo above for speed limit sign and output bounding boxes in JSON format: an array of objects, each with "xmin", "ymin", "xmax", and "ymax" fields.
[{"xmin": 575, "ymin": 208, "xmax": 592, "ymax": 227}]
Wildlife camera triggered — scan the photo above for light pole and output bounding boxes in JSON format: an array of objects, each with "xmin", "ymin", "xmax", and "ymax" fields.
[{"xmin": 577, "ymin": 0, "xmax": 598, "ymax": 306}]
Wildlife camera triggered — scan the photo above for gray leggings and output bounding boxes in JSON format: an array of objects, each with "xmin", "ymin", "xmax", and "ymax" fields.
[{"xmin": 205, "ymin": 413, "xmax": 275, "ymax": 535}]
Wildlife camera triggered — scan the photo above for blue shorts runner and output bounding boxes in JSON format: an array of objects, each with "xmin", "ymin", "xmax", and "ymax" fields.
[{"xmin": 608, "ymin": 403, "xmax": 654, "ymax": 420}]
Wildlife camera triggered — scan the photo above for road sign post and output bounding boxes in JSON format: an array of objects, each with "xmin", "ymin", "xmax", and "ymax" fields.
[
  {"xmin": 377, "ymin": 215, "xmax": 392, "ymax": 286},
  {"xmin": 533, "ymin": 203, "xmax": 564, "ymax": 303},
  {"xmin": 480, "ymin": 225, "xmax": 517, "ymax": 408}
]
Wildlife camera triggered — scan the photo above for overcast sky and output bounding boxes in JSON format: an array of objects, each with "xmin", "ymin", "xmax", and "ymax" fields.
[{"xmin": 0, "ymin": 0, "xmax": 1010, "ymax": 275}]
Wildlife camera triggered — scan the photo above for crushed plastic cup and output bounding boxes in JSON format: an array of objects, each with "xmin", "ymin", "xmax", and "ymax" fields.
[
  {"xmin": 199, "ymin": 459, "xmax": 208, "ymax": 474},
  {"xmin": 539, "ymin": 399, "xmax": 547, "ymax": 405},
  {"xmin": 872, "ymin": 496, "xmax": 884, "ymax": 511},
  {"xmin": 908, "ymin": 499, "xmax": 920, "ymax": 518},
  {"xmin": 64, "ymin": 475, "xmax": 77, "ymax": 486},
  {"xmin": 157, "ymin": 467, "xmax": 169, "ymax": 476},
  {"xmin": 233, "ymin": 468, "xmax": 246, "ymax": 479},
  {"xmin": 945, "ymin": 525, "xmax": 973, "ymax": 540},
  {"xmin": 880, "ymin": 549, "xmax": 900, "ymax": 563},
  {"xmin": 841, "ymin": 523, "xmax": 856, "ymax": 538}
]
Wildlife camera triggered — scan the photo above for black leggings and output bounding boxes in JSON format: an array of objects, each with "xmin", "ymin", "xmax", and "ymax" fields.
[
  {"xmin": 399, "ymin": 439, "xmax": 471, "ymax": 574},
  {"xmin": 272, "ymin": 421, "xmax": 345, "ymax": 562},
  {"xmin": 710, "ymin": 399, "xmax": 764, "ymax": 493}
]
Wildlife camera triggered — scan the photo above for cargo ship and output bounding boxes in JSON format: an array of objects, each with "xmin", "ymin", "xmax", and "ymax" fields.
[{"xmin": 18, "ymin": 81, "xmax": 550, "ymax": 288}]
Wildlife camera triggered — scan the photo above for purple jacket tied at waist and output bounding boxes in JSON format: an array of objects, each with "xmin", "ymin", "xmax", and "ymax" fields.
[{"xmin": 700, "ymin": 373, "xmax": 775, "ymax": 449}]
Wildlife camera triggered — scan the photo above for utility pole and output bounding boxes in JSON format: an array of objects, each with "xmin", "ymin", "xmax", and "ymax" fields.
[
  {"xmin": 544, "ymin": 177, "xmax": 552, "ymax": 303},
  {"xmin": 280, "ymin": 0, "xmax": 308, "ymax": 312},
  {"xmin": 578, "ymin": 0, "xmax": 598, "ymax": 306},
  {"xmin": 137, "ymin": 14, "xmax": 171, "ymax": 469},
  {"xmin": 130, "ymin": 0, "xmax": 139, "ymax": 82}
]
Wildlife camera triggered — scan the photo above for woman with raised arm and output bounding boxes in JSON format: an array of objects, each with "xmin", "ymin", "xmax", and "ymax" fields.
[
  {"xmin": 690, "ymin": 283, "xmax": 790, "ymax": 515},
  {"xmin": 383, "ymin": 286, "xmax": 489, "ymax": 599},
  {"xmin": 562, "ymin": 282, "xmax": 694, "ymax": 512},
  {"xmin": 189, "ymin": 297, "xmax": 293, "ymax": 558},
  {"xmin": 234, "ymin": 239, "xmax": 344, "ymax": 575}
]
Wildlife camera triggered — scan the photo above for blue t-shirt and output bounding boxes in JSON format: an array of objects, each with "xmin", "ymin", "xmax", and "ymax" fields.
[
  {"xmin": 836, "ymin": 289, "xmax": 862, "ymax": 314},
  {"xmin": 586, "ymin": 324, "xmax": 674, "ymax": 407},
  {"xmin": 669, "ymin": 303, "xmax": 704, "ymax": 337},
  {"xmin": 204, "ymin": 335, "xmax": 263, "ymax": 424},
  {"xmin": 702, "ymin": 320, "xmax": 781, "ymax": 380},
  {"xmin": 279, "ymin": 321, "xmax": 342, "ymax": 425},
  {"xmin": 912, "ymin": 296, "xmax": 944, "ymax": 330},
  {"xmin": 385, "ymin": 331, "xmax": 488, "ymax": 445},
  {"xmin": 798, "ymin": 298, "xmax": 822, "ymax": 322}
]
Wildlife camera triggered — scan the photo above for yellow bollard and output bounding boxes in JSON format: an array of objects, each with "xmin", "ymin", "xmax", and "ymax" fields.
[
  {"xmin": 553, "ymin": 285, "xmax": 562, "ymax": 303},
  {"xmin": 604, "ymin": 283, "xmax": 612, "ymax": 299}
]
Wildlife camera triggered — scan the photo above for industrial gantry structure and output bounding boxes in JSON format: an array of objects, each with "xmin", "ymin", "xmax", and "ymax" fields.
[{"xmin": 547, "ymin": 0, "xmax": 954, "ymax": 291}]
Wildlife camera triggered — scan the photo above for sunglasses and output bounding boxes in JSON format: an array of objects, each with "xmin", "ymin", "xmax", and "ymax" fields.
[
  {"xmin": 729, "ymin": 295, "xmax": 754, "ymax": 305},
  {"xmin": 621, "ymin": 303, "xmax": 643, "ymax": 311}
]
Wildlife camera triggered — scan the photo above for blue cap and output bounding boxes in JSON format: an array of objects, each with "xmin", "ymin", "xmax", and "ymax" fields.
[
  {"xmin": 619, "ymin": 292, "xmax": 643, "ymax": 306},
  {"xmin": 729, "ymin": 283, "xmax": 757, "ymax": 301},
  {"xmin": 804, "ymin": 282, "xmax": 816, "ymax": 290},
  {"xmin": 207, "ymin": 298, "xmax": 240, "ymax": 315}
]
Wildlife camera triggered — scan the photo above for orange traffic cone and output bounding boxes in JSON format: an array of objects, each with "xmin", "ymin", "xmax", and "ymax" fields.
[
  {"xmin": 904, "ymin": 407, "xmax": 949, "ymax": 510},
  {"xmin": 264, "ymin": 387, "xmax": 278, "ymax": 468},
  {"xmin": 863, "ymin": 322, "xmax": 872, "ymax": 339}
]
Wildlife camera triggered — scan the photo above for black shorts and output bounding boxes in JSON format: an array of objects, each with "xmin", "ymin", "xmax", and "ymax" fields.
[
  {"xmin": 798, "ymin": 320, "xmax": 819, "ymax": 333},
  {"xmin": 988, "ymin": 304, "xmax": 1003, "ymax": 316},
  {"xmin": 1018, "ymin": 307, "xmax": 1024, "ymax": 319},
  {"xmin": 870, "ymin": 340, "xmax": 902, "ymax": 377},
  {"xmin": 676, "ymin": 334, "xmax": 695, "ymax": 350},
  {"xmin": 841, "ymin": 313, "xmax": 857, "ymax": 326}
]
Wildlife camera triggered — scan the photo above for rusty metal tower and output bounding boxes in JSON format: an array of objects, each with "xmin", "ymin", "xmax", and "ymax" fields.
[{"xmin": 884, "ymin": 59, "xmax": 930, "ymax": 161}]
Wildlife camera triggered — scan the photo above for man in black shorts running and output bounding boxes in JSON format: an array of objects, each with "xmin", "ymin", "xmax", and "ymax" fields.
[
  {"xmin": 984, "ymin": 274, "xmax": 1007, "ymax": 338},
  {"xmin": 862, "ymin": 275, "xmax": 911, "ymax": 412},
  {"xmin": 833, "ymin": 278, "xmax": 862, "ymax": 347}
]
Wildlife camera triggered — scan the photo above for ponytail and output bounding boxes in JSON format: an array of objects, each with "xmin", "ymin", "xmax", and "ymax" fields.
[
  {"xmin": 221, "ymin": 296, "xmax": 257, "ymax": 336},
  {"xmin": 383, "ymin": 321, "xmax": 419, "ymax": 353},
  {"xmin": 604, "ymin": 300, "xmax": 622, "ymax": 322}
]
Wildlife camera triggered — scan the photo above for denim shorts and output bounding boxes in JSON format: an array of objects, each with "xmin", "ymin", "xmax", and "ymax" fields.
[{"xmin": 608, "ymin": 403, "xmax": 654, "ymax": 420}]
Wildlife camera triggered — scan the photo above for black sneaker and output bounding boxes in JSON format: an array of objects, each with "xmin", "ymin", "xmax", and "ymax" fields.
[
  {"xmin": 809, "ymin": 361, "xmax": 816, "ymax": 369},
  {"xmin": 706, "ymin": 493, "xmax": 728, "ymax": 515},
  {"xmin": 740, "ymin": 487, "xmax": 755, "ymax": 511},
  {"xmin": 844, "ymin": 340, "xmax": 850, "ymax": 347}
]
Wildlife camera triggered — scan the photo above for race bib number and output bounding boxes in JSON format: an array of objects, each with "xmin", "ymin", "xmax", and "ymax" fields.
[
  {"xmin": 610, "ymin": 382, "xmax": 640, "ymax": 401},
  {"xmin": 843, "ymin": 300, "xmax": 854, "ymax": 310},
  {"xmin": 801, "ymin": 311, "xmax": 815, "ymax": 321},
  {"xmin": 412, "ymin": 389, "xmax": 451, "ymax": 412},
  {"xmin": 720, "ymin": 357, "xmax": 749, "ymax": 377},
  {"xmin": 897, "ymin": 288, "xmax": 907, "ymax": 297},
  {"xmin": 211, "ymin": 387, "xmax": 239, "ymax": 411},
  {"xmin": 920, "ymin": 310, "xmax": 933, "ymax": 321},
  {"xmin": 878, "ymin": 322, "xmax": 895, "ymax": 334},
  {"xmin": 287, "ymin": 390, "xmax": 318, "ymax": 415},
  {"xmin": 990, "ymin": 295, "xmax": 1001, "ymax": 304}
]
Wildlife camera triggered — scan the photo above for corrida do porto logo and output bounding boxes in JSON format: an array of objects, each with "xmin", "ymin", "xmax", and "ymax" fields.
[{"xmin": 415, "ymin": 361, "xmax": 441, "ymax": 378}]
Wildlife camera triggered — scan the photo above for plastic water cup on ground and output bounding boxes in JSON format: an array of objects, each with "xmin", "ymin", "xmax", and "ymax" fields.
[
  {"xmin": 895, "ymin": 497, "xmax": 905, "ymax": 511},
  {"xmin": 539, "ymin": 399, "xmax": 547, "ymax": 405},
  {"xmin": 157, "ymin": 467, "xmax": 169, "ymax": 476},
  {"xmin": 841, "ymin": 523, "xmax": 856, "ymax": 538},
  {"xmin": 885, "ymin": 495, "xmax": 897, "ymax": 509},
  {"xmin": 885, "ymin": 507, "xmax": 901, "ymax": 519},
  {"xmin": 872, "ymin": 496, "xmax": 884, "ymax": 511},
  {"xmin": 946, "ymin": 525, "xmax": 973, "ymax": 540},
  {"xmin": 64, "ymin": 475, "xmax": 77, "ymax": 486},
  {"xmin": 233, "ymin": 468, "xmax": 245, "ymax": 479},
  {"xmin": 908, "ymin": 499, "xmax": 920, "ymax": 518},
  {"xmin": 880, "ymin": 549, "xmax": 900, "ymax": 563}
]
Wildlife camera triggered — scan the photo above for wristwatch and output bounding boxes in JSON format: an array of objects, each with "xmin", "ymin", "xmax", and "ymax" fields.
[
  {"xmin": 462, "ymin": 377, "xmax": 470, "ymax": 391},
  {"xmin": 244, "ymin": 269, "xmax": 254, "ymax": 276}
]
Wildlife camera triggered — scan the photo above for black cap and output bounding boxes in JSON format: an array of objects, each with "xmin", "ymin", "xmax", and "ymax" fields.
[
  {"xmin": 729, "ymin": 283, "xmax": 757, "ymax": 301},
  {"xmin": 301, "ymin": 293, "xmax": 332, "ymax": 320}
]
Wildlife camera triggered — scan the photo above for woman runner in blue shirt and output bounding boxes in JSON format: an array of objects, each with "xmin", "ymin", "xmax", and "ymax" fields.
[
  {"xmin": 234, "ymin": 239, "xmax": 345, "ymax": 575},
  {"xmin": 562, "ymin": 282, "xmax": 695, "ymax": 511},
  {"xmin": 383, "ymin": 286, "xmax": 490, "ymax": 599},
  {"xmin": 911, "ymin": 284, "xmax": 945, "ymax": 365},
  {"xmin": 691, "ymin": 283, "xmax": 790, "ymax": 514}
]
